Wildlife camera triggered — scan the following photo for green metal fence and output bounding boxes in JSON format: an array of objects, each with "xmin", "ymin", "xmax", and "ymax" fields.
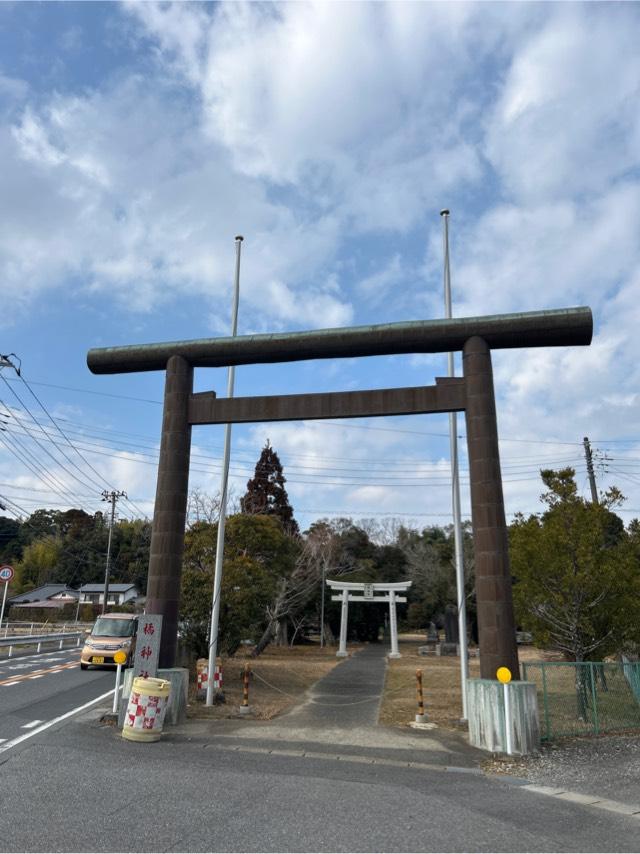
[{"xmin": 522, "ymin": 660, "xmax": 640, "ymax": 741}]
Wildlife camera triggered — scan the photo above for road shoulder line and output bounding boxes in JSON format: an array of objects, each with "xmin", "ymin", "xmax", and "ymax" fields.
[
  {"xmin": 0, "ymin": 688, "xmax": 116, "ymax": 757},
  {"xmin": 519, "ymin": 781, "xmax": 640, "ymax": 819}
]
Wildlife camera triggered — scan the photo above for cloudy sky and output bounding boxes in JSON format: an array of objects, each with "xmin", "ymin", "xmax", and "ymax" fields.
[{"xmin": 1, "ymin": 1, "xmax": 640, "ymax": 533}]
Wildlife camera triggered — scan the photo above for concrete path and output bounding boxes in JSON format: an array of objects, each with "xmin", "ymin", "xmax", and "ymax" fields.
[
  {"xmin": 282, "ymin": 641, "xmax": 387, "ymax": 728},
  {"xmin": 183, "ymin": 644, "xmax": 482, "ymax": 768}
]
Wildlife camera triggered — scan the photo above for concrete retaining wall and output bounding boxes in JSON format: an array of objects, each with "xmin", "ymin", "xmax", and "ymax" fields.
[{"xmin": 467, "ymin": 678, "xmax": 540, "ymax": 755}]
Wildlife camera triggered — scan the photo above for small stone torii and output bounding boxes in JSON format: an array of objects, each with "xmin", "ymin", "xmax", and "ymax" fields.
[{"xmin": 328, "ymin": 580, "xmax": 412, "ymax": 659}]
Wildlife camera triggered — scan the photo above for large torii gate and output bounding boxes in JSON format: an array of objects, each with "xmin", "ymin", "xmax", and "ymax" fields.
[{"xmin": 87, "ymin": 306, "xmax": 592, "ymax": 679}]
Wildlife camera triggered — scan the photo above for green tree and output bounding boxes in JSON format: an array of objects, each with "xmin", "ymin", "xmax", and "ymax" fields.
[
  {"xmin": 180, "ymin": 513, "xmax": 298, "ymax": 656},
  {"xmin": 510, "ymin": 468, "xmax": 640, "ymax": 663},
  {"xmin": 240, "ymin": 441, "xmax": 299, "ymax": 536},
  {"xmin": 399, "ymin": 523, "xmax": 475, "ymax": 638},
  {"xmin": 0, "ymin": 516, "xmax": 22, "ymax": 565},
  {"xmin": 17, "ymin": 536, "xmax": 61, "ymax": 589}
]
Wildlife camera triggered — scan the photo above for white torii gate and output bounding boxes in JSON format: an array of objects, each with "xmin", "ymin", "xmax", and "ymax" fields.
[{"xmin": 327, "ymin": 580, "xmax": 412, "ymax": 659}]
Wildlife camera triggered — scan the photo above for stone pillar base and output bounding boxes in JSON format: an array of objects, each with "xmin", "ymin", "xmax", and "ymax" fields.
[
  {"xmin": 387, "ymin": 652, "xmax": 401, "ymax": 659},
  {"xmin": 336, "ymin": 651, "xmax": 348, "ymax": 658},
  {"xmin": 467, "ymin": 678, "xmax": 540, "ymax": 755}
]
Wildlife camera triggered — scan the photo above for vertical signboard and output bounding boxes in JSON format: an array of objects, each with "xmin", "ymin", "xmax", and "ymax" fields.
[{"xmin": 132, "ymin": 614, "xmax": 163, "ymax": 678}]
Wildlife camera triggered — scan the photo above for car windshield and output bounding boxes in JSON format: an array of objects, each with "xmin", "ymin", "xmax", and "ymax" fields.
[{"xmin": 91, "ymin": 618, "xmax": 136, "ymax": 638}]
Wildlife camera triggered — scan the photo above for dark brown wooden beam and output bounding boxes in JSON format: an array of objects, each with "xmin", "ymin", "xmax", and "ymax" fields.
[{"xmin": 188, "ymin": 378, "xmax": 466, "ymax": 425}]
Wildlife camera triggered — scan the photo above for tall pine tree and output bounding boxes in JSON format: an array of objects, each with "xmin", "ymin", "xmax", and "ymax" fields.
[{"xmin": 241, "ymin": 441, "xmax": 299, "ymax": 536}]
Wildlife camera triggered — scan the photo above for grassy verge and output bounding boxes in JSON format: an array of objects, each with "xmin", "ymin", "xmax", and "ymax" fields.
[
  {"xmin": 380, "ymin": 643, "xmax": 481, "ymax": 729},
  {"xmin": 188, "ymin": 644, "xmax": 352, "ymax": 720}
]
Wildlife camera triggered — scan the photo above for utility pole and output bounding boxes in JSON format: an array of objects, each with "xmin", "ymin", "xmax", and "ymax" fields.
[
  {"xmin": 206, "ymin": 236, "xmax": 243, "ymax": 706},
  {"xmin": 583, "ymin": 437, "xmax": 599, "ymax": 504},
  {"xmin": 320, "ymin": 560, "xmax": 326, "ymax": 648},
  {"xmin": 440, "ymin": 209, "xmax": 469, "ymax": 721},
  {"xmin": 101, "ymin": 490, "xmax": 126, "ymax": 614}
]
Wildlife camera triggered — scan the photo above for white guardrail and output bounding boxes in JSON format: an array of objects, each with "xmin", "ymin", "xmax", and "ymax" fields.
[{"xmin": 0, "ymin": 632, "xmax": 83, "ymax": 658}]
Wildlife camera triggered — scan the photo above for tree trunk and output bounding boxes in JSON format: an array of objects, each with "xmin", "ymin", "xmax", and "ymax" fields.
[
  {"xmin": 275, "ymin": 618, "xmax": 288, "ymax": 647},
  {"xmin": 575, "ymin": 657, "xmax": 589, "ymax": 722},
  {"xmin": 323, "ymin": 621, "xmax": 335, "ymax": 645},
  {"xmin": 251, "ymin": 620, "xmax": 276, "ymax": 658}
]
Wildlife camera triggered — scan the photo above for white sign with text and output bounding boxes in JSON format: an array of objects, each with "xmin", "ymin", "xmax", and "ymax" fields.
[{"xmin": 133, "ymin": 614, "xmax": 163, "ymax": 678}]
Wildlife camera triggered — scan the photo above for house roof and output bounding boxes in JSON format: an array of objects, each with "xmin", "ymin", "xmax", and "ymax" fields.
[
  {"xmin": 12, "ymin": 599, "xmax": 69, "ymax": 609},
  {"xmin": 79, "ymin": 583, "xmax": 138, "ymax": 593},
  {"xmin": 9, "ymin": 584, "xmax": 79, "ymax": 605}
]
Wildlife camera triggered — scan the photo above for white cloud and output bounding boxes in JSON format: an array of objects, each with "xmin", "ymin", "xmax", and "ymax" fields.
[
  {"xmin": 485, "ymin": 5, "xmax": 640, "ymax": 201},
  {"xmin": 1, "ymin": 77, "xmax": 352, "ymax": 328}
]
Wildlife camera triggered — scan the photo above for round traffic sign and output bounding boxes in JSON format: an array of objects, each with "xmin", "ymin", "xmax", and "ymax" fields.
[
  {"xmin": 0, "ymin": 565, "xmax": 14, "ymax": 582},
  {"xmin": 496, "ymin": 666, "xmax": 512, "ymax": 684},
  {"xmin": 114, "ymin": 650, "xmax": 127, "ymax": 665}
]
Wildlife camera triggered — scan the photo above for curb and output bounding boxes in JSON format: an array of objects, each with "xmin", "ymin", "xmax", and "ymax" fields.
[{"xmin": 494, "ymin": 777, "xmax": 640, "ymax": 819}]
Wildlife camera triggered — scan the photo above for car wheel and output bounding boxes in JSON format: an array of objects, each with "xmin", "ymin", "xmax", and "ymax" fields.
[{"xmin": 80, "ymin": 663, "xmax": 88, "ymax": 670}]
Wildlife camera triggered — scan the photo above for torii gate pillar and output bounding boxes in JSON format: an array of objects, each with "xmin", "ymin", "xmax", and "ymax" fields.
[
  {"xmin": 146, "ymin": 354, "xmax": 193, "ymax": 667},
  {"xmin": 463, "ymin": 337, "xmax": 519, "ymax": 679},
  {"xmin": 337, "ymin": 589, "xmax": 349, "ymax": 657}
]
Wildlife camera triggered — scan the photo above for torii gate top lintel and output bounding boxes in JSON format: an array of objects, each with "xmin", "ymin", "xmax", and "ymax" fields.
[
  {"xmin": 327, "ymin": 580, "xmax": 412, "ymax": 592},
  {"xmin": 87, "ymin": 307, "xmax": 592, "ymax": 374}
]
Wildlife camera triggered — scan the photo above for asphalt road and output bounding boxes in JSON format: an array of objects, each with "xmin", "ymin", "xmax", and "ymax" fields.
[
  {"xmin": 0, "ymin": 642, "xmax": 638, "ymax": 852},
  {"xmin": 1, "ymin": 717, "xmax": 639, "ymax": 853},
  {"xmin": 0, "ymin": 645, "xmax": 117, "ymax": 748}
]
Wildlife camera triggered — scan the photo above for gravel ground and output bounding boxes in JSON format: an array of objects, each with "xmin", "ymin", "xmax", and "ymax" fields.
[{"xmin": 486, "ymin": 734, "xmax": 640, "ymax": 806}]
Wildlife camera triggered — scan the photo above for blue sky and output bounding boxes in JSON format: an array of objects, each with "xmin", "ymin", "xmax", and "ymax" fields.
[{"xmin": 1, "ymin": 1, "xmax": 640, "ymax": 533}]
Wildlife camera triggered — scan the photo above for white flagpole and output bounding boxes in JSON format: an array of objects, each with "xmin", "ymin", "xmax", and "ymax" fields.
[
  {"xmin": 440, "ymin": 209, "xmax": 469, "ymax": 721},
  {"xmin": 206, "ymin": 235, "xmax": 243, "ymax": 705}
]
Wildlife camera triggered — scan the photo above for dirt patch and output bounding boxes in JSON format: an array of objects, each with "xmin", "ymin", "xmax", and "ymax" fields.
[{"xmin": 187, "ymin": 645, "xmax": 354, "ymax": 721}]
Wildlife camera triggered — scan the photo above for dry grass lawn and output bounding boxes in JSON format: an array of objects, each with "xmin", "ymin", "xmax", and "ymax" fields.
[
  {"xmin": 379, "ymin": 640, "xmax": 567, "ymax": 729},
  {"xmin": 188, "ymin": 644, "xmax": 354, "ymax": 720},
  {"xmin": 188, "ymin": 639, "xmax": 562, "ymax": 726},
  {"xmin": 380, "ymin": 643, "xmax": 480, "ymax": 729}
]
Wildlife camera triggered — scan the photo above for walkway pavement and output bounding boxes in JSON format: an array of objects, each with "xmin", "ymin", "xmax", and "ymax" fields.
[
  {"xmin": 178, "ymin": 644, "xmax": 483, "ymax": 768},
  {"xmin": 178, "ymin": 645, "xmax": 640, "ymax": 819}
]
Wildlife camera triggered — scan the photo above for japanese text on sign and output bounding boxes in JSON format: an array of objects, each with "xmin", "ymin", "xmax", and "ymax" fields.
[{"xmin": 133, "ymin": 614, "xmax": 163, "ymax": 678}]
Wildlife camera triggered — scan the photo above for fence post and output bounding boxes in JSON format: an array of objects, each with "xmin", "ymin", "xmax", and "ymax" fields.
[
  {"xmin": 541, "ymin": 663, "xmax": 551, "ymax": 740},
  {"xmin": 415, "ymin": 669, "xmax": 428, "ymax": 723},
  {"xmin": 590, "ymin": 662, "xmax": 599, "ymax": 736},
  {"xmin": 240, "ymin": 663, "xmax": 251, "ymax": 715}
]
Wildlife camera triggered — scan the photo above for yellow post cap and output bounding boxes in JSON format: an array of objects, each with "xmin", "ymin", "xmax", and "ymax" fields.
[
  {"xmin": 114, "ymin": 651, "xmax": 127, "ymax": 665},
  {"xmin": 496, "ymin": 666, "xmax": 512, "ymax": 683}
]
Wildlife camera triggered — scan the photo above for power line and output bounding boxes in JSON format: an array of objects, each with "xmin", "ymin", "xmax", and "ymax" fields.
[
  {"xmin": 0, "ymin": 430, "xmax": 81, "ymax": 505},
  {"xmin": 14, "ymin": 370, "xmax": 145, "ymax": 518},
  {"xmin": 1, "ymin": 418, "xmax": 585, "ymax": 481},
  {"xmin": 2, "ymin": 372, "xmax": 625, "ymax": 447},
  {"xmin": 0, "ymin": 382, "xmax": 111, "ymax": 501}
]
